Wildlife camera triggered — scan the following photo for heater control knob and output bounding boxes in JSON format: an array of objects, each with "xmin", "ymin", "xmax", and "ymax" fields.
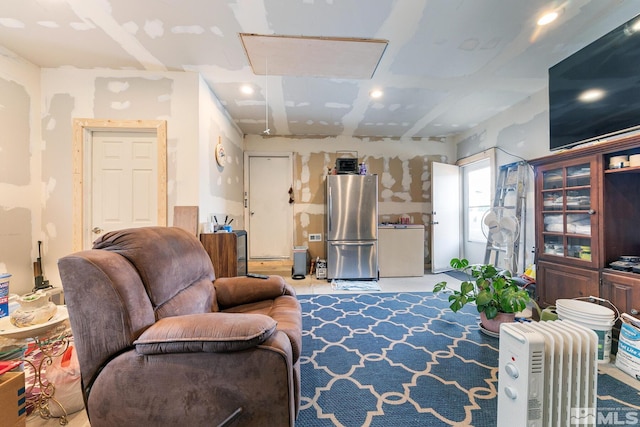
[
  {"xmin": 505, "ymin": 362, "xmax": 519, "ymax": 379},
  {"xmin": 504, "ymin": 386, "xmax": 518, "ymax": 400}
]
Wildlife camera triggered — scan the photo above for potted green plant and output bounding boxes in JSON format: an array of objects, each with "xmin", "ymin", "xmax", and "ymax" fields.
[{"xmin": 433, "ymin": 258, "xmax": 531, "ymax": 333}]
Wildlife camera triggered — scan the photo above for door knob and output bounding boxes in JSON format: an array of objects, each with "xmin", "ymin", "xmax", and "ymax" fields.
[
  {"xmin": 92, "ymin": 227, "xmax": 103, "ymax": 234},
  {"xmin": 250, "ymin": 211, "xmax": 255, "ymax": 216}
]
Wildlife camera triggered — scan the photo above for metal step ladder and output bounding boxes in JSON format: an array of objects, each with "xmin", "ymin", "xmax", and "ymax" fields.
[{"xmin": 484, "ymin": 161, "xmax": 528, "ymax": 273}]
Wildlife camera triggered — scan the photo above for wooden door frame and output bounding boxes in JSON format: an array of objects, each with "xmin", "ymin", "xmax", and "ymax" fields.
[{"xmin": 72, "ymin": 118, "xmax": 167, "ymax": 251}]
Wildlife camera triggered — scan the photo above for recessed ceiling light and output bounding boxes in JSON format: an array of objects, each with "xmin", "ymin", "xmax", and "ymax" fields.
[
  {"xmin": 370, "ymin": 89, "xmax": 383, "ymax": 99},
  {"xmin": 537, "ymin": 11, "xmax": 559, "ymax": 26},
  {"xmin": 240, "ymin": 85, "xmax": 254, "ymax": 95}
]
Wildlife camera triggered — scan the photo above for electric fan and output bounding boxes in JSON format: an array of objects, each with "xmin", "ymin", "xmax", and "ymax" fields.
[
  {"xmin": 482, "ymin": 207, "xmax": 522, "ymax": 273},
  {"xmin": 481, "ymin": 207, "xmax": 520, "ymax": 247}
]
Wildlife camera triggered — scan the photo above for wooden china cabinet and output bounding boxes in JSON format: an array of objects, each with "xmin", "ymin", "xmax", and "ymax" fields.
[{"xmin": 530, "ymin": 135, "xmax": 640, "ymax": 316}]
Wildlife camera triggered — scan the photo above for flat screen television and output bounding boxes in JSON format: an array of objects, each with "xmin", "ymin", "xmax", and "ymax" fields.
[{"xmin": 549, "ymin": 14, "xmax": 640, "ymax": 151}]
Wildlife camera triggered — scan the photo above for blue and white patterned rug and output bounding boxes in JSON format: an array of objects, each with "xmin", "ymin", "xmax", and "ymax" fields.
[{"xmin": 297, "ymin": 292, "xmax": 640, "ymax": 426}]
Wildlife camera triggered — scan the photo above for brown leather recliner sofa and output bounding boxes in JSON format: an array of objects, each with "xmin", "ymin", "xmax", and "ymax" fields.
[{"xmin": 58, "ymin": 226, "xmax": 302, "ymax": 427}]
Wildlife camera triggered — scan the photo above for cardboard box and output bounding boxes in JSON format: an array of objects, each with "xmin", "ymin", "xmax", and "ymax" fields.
[{"xmin": 0, "ymin": 371, "xmax": 26, "ymax": 427}]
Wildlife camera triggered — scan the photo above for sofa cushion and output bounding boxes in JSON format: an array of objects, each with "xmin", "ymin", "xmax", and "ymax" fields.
[
  {"xmin": 222, "ymin": 295, "xmax": 302, "ymax": 362},
  {"xmin": 214, "ymin": 275, "xmax": 295, "ymax": 309},
  {"xmin": 134, "ymin": 312, "xmax": 277, "ymax": 354},
  {"xmin": 93, "ymin": 227, "xmax": 215, "ymax": 315}
]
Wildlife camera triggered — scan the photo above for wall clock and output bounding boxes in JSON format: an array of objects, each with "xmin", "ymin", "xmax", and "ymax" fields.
[{"xmin": 215, "ymin": 137, "xmax": 226, "ymax": 166}]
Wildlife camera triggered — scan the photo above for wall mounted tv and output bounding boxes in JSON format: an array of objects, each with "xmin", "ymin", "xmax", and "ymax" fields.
[{"xmin": 549, "ymin": 14, "xmax": 640, "ymax": 151}]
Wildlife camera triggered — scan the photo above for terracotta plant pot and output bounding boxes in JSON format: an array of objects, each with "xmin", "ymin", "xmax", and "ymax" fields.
[{"xmin": 480, "ymin": 311, "xmax": 515, "ymax": 334}]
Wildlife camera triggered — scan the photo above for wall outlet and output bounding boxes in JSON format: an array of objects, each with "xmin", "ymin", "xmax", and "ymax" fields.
[{"xmin": 309, "ymin": 233, "xmax": 322, "ymax": 242}]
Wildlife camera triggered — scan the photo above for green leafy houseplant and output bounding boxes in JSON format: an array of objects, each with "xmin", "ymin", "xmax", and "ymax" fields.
[{"xmin": 433, "ymin": 258, "xmax": 530, "ymax": 320}]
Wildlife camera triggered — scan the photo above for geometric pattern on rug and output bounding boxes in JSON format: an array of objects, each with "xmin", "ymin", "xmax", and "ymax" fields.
[{"xmin": 297, "ymin": 292, "xmax": 640, "ymax": 427}]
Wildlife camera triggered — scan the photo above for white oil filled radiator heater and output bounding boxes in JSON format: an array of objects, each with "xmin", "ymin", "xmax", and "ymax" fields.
[{"xmin": 497, "ymin": 321, "xmax": 598, "ymax": 427}]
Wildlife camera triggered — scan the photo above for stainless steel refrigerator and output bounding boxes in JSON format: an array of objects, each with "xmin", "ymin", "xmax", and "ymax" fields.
[{"xmin": 326, "ymin": 174, "xmax": 378, "ymax": 280}]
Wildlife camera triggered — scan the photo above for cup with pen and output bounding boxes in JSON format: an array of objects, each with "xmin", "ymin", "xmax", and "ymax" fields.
[{"xmin": 211, "ymin": 215, "xmax": 233, "ymax": 232}]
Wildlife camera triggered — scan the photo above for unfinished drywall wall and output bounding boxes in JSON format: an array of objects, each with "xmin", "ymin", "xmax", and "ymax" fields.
[
  {"xmin": 244, "ymin": 135, "xmax": 455, "ymax": 267},
  {"xmin": 94, "ymin": 77, "xmax": 173, "ymax": 119},
  {"xmin": 456, "ymin": 90, "xmax": 550, "ymax": 162},
  {"xmin": 0, "ymin": 47, "xmax": 41, "ymax": 296},
  {"xmin": 33, "ymin": 68, "xmax": 241, "ymax": 289},
  {"xmin": 0, "ymin": 53, "xmax": 245, "ymax": 295},
  {"xmin": 453, "ymin": 89, "xmax": 549, "ymax": 271},
  {"xmin": 0, "ymin": 206, "xmax": 32, "ymax": 289},
  {"xmin": 198, "ymin": 76, "xmax": 245, "ymax": 232},
  {"xmin": 39, "ymin": 69, "xmax": 195, "ymax": 289},
  {"xmin": 0, "ymin": 79, "xmax": 30, "ymax": 185}
]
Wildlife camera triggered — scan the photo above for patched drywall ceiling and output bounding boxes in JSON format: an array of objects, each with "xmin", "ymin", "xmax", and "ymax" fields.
[{"xmin": 1, "ymin": 0, "xmax": 640, "ymax": 139}]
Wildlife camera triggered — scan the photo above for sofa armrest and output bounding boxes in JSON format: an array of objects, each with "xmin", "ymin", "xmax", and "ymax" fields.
[
  {"xmin": 134, "ymin": 312, "xmax": 276, "ymax": 355},
  {"xmin": 214, "ymin": 275, "xmax": 296, "ymax": 309}
]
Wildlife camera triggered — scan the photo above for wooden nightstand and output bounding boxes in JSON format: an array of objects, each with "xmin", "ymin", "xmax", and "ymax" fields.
[{"xmin": 200, "ymin": 231, "xmax": 247, "ymax": 278}]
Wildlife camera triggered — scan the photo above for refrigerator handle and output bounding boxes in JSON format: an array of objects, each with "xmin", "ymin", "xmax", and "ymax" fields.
[
  {"xmin": 329, "ymin": 241, "xmax": 375, "ymax": 247},
  {"xmin": 328, "ymin": 186, "xmax": 332, "ymax": 232}
]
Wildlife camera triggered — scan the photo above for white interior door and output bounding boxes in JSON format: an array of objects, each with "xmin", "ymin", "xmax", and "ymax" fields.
[
  {"xmin": 431, "ymin": 162, "xmax": 461, "ymax": 273},
  {"xmin": 247, "ymin": 154, "xmax": 292, "ymax": 259},
  {"xmin": 89, "ymin": 131, "xmax": 158, "ymax": 245}
]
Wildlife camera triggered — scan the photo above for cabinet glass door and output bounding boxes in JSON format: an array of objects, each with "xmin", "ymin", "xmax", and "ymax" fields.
[{"xmin": 539, "ymin": 161, "xmax": 595, "ymax": 264}]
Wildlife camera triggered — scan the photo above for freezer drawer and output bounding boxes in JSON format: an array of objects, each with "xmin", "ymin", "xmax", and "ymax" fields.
[{"xmin": 327, "ymin": 240, "xmax": 378, "ymax": 280}]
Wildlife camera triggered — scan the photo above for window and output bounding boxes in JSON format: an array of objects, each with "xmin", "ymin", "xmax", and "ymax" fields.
[{"xmin": 458, "ymin": 148, "xmax": 495, "ymax": 264}]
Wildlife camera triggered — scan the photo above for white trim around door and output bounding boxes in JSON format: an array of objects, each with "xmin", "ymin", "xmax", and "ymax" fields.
[{"xmin": 72, "ymin": 118, "xmax": 167, "ymax": 251}]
